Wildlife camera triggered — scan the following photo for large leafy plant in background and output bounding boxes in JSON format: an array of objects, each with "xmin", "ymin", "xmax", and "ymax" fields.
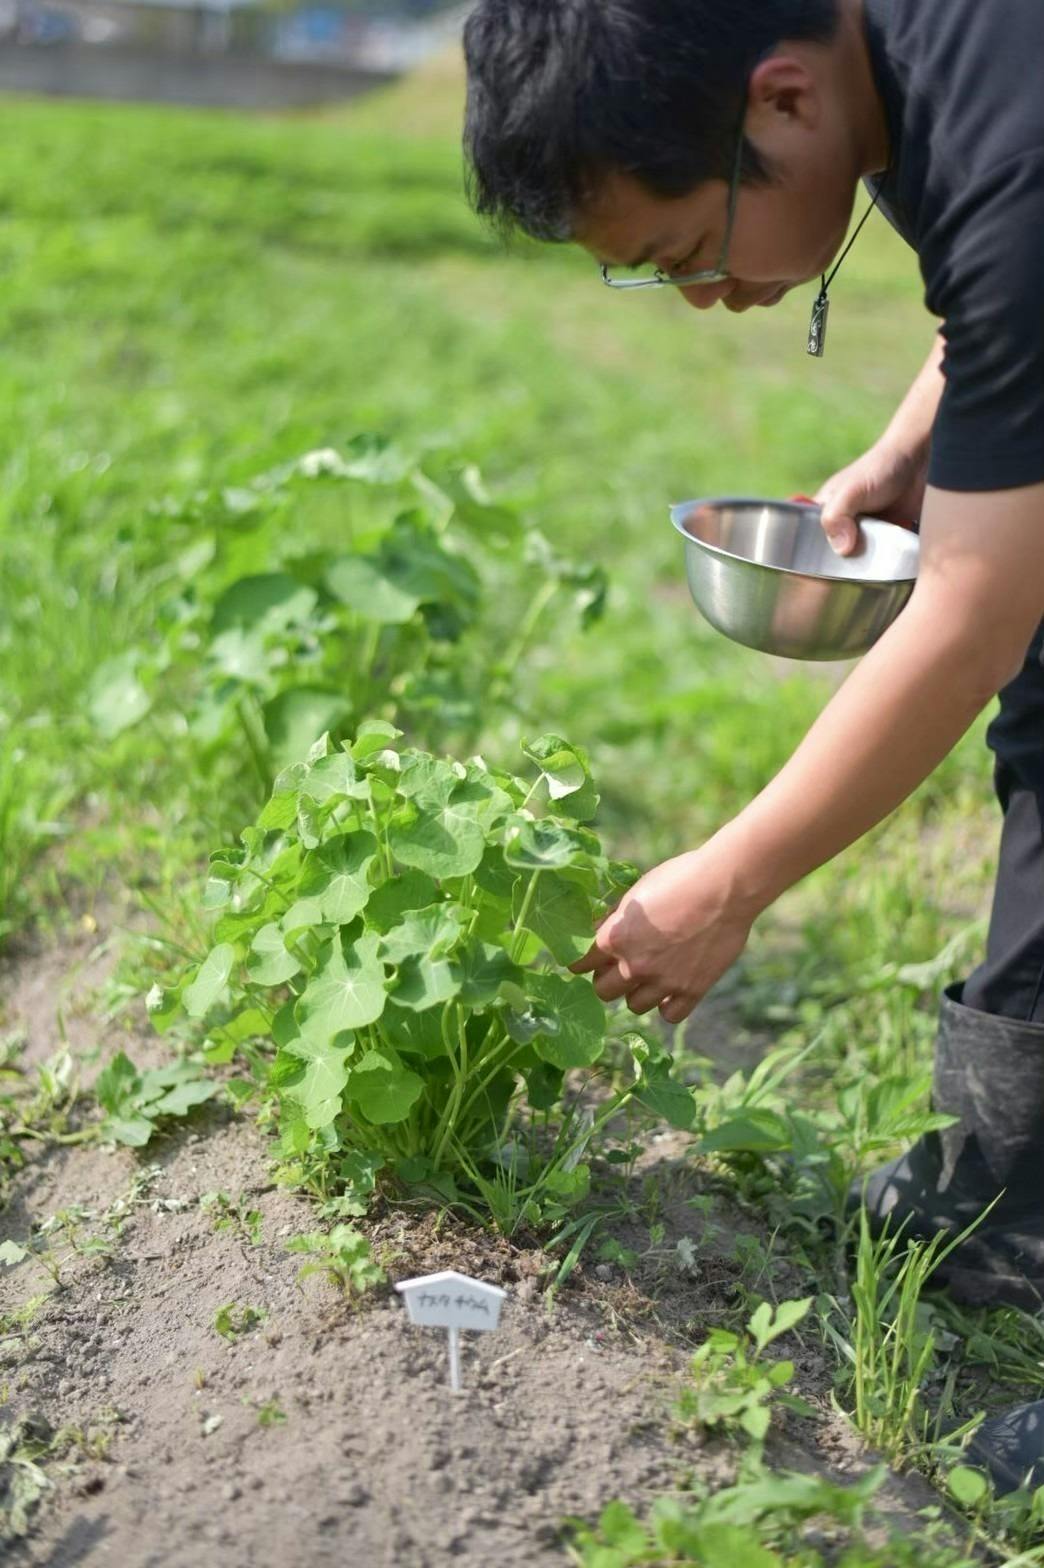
[
  {"xmin": 153, "ymin": 726, "xmax": 695, "ymax": 1230},
  {"xmin": 86, "ymin": 438, "xmax": 607, "ymax": 795}
]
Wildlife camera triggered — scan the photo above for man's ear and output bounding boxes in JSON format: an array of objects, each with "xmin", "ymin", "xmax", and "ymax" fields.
[{"xmin": 746, "ymin": 53, "xmax": 821, "ymax": 137}]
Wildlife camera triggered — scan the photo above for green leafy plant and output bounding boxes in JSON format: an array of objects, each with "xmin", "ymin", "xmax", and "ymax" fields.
[
  {"xmin": 695, "ymin": 1041, "xmax": 955, "ymax": 1233},
  {"xmin": 93, "ymin": 1052, "xmax": 216, "ymax": 1147},
  {"xmin": 286, "ymin": 1225, "xmax": 384, "ymax": 1296},
  {"xmin": 155, "ymin": 727, "xmax": 694, "ymax": 1229},
  {"xmin": 565, "ymin": 1466, "xmax": 974, "ymax": 1568},
  {"xmin": 676, "ymin": 1297, "xmax": 816, "ymax": 1444},
  {"xmin": 0, "ymin": 1418, "xmax": 54, "ymax": 1546},
  {"xmin": 87, "ymin": 442, "xmax": 608, "ymax": 797},
  {"xmin": 1, "ymin": 1046, "xmax": 85, "ymax": 1202},
  {"xmin": 1, "ymin": 1044, "xmax": 213, "ymax": 1180}
]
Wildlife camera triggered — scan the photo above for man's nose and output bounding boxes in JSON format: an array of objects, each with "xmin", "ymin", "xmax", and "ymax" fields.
[{"xmin": 679, "ymin": 280, "xmax": 735, "ymax": 311}]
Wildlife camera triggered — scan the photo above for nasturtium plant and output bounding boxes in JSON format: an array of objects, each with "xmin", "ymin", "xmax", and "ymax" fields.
[
  {"xmin": 155, "ymin": 727, "xmax": 695, "ymax": 1229},
  {"xmin": 86, "ymin": 439, "xmax": 610, "ymax": 798}
]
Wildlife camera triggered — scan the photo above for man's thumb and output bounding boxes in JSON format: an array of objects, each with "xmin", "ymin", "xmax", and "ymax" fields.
[{"xmin": 817, "ymin": 502, "xmax": 860, "ymax": 557}]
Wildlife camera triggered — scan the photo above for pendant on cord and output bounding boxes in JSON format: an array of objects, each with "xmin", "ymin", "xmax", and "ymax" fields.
[{"xmin": 807, "ymin": 287, "xmax": 829, "ymax": 358}]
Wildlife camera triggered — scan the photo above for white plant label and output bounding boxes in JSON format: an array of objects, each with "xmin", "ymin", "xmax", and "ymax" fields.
[{"xmin": 395, "ymin": 1270, "xmax": 506, "ymax": 1392}]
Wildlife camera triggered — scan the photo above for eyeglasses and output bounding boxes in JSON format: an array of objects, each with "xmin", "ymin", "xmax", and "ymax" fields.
[{"xmin": 600, "ymin": 109, "xmax": 746, "ymax": 291}]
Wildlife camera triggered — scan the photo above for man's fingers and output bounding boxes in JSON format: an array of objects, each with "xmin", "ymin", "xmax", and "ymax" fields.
[
  {"xmin": 660, "ymin": 993, "xmax": 698, "ymax": 1025},
  {"xmin": 624, "ymin": 983, "xmax": 668, "ymax": 1016},
  {"xmin": 569, "ymin": 947, "xmax": 600, "ymax": 975},
  {"xmin": 569, "ymin": 916, "xmax": 622, "ymax": 975},
  {"xmin": 592, "ymin": 966, "xmax": 632, "ymax": 1004}
]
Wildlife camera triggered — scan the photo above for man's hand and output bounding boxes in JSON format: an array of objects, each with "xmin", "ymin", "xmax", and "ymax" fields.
[
  {"xmin": 815, "ymin": 437, "xmax": 929, "ymax": 555},
  {"xmin": 569, "ymin": 834, "xmax": 761, "ymax": 1025}
]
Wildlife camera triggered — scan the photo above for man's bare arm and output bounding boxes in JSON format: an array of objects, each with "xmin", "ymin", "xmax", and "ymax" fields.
[
  {"xmin": 723, "ymin": 478, "xmax": 1044, "ymax": 910},
  {"xmin": 574, "ymin": 480, "xmax": 1044, "ymax": 1021}
]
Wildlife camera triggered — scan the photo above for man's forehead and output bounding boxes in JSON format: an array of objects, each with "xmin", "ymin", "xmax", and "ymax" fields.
[{"xmin": 573, "ymin": 172, "xmax": 702, "ymax": 267}]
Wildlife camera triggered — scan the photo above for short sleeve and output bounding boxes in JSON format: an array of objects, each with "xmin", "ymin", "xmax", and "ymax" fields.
[{"xmin": 923, "ymin": 152, "xmax": 1044, "ymax": 492}]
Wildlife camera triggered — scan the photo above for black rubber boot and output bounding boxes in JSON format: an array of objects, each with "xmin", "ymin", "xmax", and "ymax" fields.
[
  {"xmin": 966, "ymin": 1401, "xmax": 1044, "ymax": 1496},
  {"xmin": 850, "ymin": 983, "xmax": 1044, "ymax": 1310}
]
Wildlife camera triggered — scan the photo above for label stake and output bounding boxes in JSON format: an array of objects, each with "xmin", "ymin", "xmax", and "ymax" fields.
[{"xmin": 395, "ymin": 1270, "xmax": 507, "ymax": 1394}]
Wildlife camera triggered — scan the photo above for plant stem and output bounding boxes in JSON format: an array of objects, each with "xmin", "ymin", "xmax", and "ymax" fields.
[
  {"xmin": 235, "ymin": 696, "xmax": 273, "ymax": 797},
  {"xmin": 369, "ymin": 796, "xmax": 393, "ymax": 881},
  {"xmin": 500, "ymin": 579, "xmax": 559, "ymax": 680},
  {"xmin": 510, "ymin": 870, "xmax": 542, "ymax": 963},
  {"xmin": 431, "ymin": 1005, "xmax": 468, "ymax": 1168},
  {"xmin": 360, "ymin": 623, "xmax": 381, "ymax": 710},
  {"xmin": 453, "ymin": 1028, "xmax": 530, "ymax": 1144},
  {"xmin": 11, "ymin": 1125, "xmax": 98, "ymax": 1145}
]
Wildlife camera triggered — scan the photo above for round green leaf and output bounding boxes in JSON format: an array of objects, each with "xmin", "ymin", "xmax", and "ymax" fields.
[
  {"xmin": 248, "ymin": 923, "xmax": 303, "ymax": 987},
  {"xmin": 300, "ymin": 751, "xmax": 369, "ymax": 804},
  {"xmin": 86, "ymin": 652, "xmax": 151, "ymax": 739},
  {"xmin": 528, "ymin": 973, "xmax": 606, "ymax": 1068},
  {"xmin": 347, "ymin": 1045, "xmax": 424, "ymax": 1125},
  {"xmin": 512, "ymin": 871, "xmax": 593, "ymax": 965},
  {"xmin": 365, "ymin": 870, "xmax": 442, "ymax": 933},
  {"xmin": 324, "ymin": 555, "xmax": 420, "ymax": 624},
  {"xmin": 284, "ymin": 1035, "xmax": 354, "ymax": 1130},
  {"xmin": 390, "ymin": 954, "xmax": 461, "ymax": 1012},
  {"xmin": 503, "ymin": 818, "xmax": 589, "ymax": 871},
  {"xmin": 389, "ymin": 799, "xmax": 485, "ymax": 879},
  {"xmin": 296, "ymin": 932, "xmax": 387, "ymax": 1039},
  {"xmin": 378, "ymin": 905, "xmax": 464, "ymax": 965},
  {"xmin": 301, "ymin": 832, "xmax": 377, "ymax": 924},
  {"xmin": 211, "ymin": 574, "xmax": 317, "ymax": 636},
  {"xmin": 183, "ymin": 944, "xmax": 236, "ymax": 1019},
  {"xmin": 948, "ymin": 1466, "xmax": 990, "ymax": 1507}
]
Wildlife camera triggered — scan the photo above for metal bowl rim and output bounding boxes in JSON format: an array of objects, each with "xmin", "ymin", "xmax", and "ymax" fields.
[{"xmin": 669, "ymin": 495, "xmax": 919, "ymax": 588}]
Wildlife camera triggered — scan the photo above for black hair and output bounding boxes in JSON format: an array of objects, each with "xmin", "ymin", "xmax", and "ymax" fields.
[{"xmin": 463, "ymin": 0, "xmax": 840, "ymax": 242}]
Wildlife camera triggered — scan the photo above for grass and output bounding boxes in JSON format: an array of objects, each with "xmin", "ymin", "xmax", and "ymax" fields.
[{"xmin": 0, "ymin": 45, "xmax": 1027, "ymax": 1565}]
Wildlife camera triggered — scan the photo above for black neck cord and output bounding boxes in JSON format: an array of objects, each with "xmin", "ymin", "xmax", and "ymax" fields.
[{"xmin": 807, "ymin": 171, "xmax": 889, "ymax": 358}]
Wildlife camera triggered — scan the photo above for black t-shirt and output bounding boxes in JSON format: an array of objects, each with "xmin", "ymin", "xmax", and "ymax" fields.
[{"xmin": 862, "ymin": 0, "xmax": 1044, "ymax": 492}]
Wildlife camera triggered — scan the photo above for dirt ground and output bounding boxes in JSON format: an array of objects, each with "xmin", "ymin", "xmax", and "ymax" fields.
[{"xmin": 1, "ymin": 917, "xmax": 951, "ymax": 1567}]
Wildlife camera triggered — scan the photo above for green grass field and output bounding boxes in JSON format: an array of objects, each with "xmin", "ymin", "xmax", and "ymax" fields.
[{"xmin": 2, "ymin": 55, "xmax": 1035, "ymax": 1565}]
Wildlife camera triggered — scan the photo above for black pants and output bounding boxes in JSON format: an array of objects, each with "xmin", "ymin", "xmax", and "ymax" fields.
[{"xmin": 962, "ymin": 621, "xmax": 1044, "ymax": 1023}]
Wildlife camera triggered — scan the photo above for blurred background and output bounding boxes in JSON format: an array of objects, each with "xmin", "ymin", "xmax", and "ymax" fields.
[{"xmin": 0, "ymin": 0, "xmax": 466, "ymax": 104}]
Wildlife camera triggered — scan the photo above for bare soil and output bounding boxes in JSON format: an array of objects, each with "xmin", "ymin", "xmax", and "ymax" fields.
[{"xmin": 1, "ymin": 919, "xmax": 952, "ymax": 1567}]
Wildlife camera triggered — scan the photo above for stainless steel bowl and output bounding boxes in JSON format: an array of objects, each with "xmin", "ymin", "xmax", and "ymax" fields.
[{"xmin": 669, "ymin": 496, "xmax": 919, "ymax": 661}]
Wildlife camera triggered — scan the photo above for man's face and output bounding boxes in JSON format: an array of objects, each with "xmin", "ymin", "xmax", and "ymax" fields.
[{"xmin": 575, "ymin": 155, "xmax": 857, "ymax": 314}]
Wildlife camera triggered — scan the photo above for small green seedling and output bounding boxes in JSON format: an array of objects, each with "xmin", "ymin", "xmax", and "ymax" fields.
[
  {"xmin": 248, "ymin": 1397, "xmax": 286, "ymax": 1428},
  {"xmin": 676, "ymin": 1297, "xmax": 815, "ymax": 1443},
  {"xmin": 213, "ymin": 1303, "xmax": 265, "ymax": 1342},
  {"xmin": 0, "ymin": 1208, "xmax": 113, "ymax": 1293},
  {"xmin": 199, "ymin": 1191, "xmax": 263, "ymax": 1246},
  {"xmin": 286, "ymin": 1226, "xmax": 384, "ymax": 1297}
]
